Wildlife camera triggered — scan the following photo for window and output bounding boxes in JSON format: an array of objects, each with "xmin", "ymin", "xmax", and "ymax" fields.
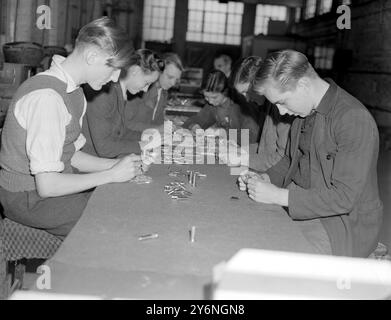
[
  {"xmin": 254, "ymin": 5, "xmax": 287, "ymax": 35},
  {"xmin": 304, "ymin": 0, "xmax": 316, "ymax": 19},
  {"xmin": 314, "ymin": 46, "xmax": 335, "ymax": 70},
  {"xmin": 143, "ymin": 0, "xmax": 175, "ymax": 43},
  {"xmin": 0, "ymin": 0, "xmax": 6, "ymax": 37},
  {"xmin": 295, "ymin": 7, "xmax": 302, "ymax": 23},
  {"xmin": 186, "ymin": 0, "xmax": 243, "ymax": 45},
  {"xmin": 319, "ymin": 0, "xmax": 333, "ymax": 14}
]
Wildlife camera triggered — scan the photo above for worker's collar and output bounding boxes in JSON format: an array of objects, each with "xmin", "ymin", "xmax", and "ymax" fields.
[
  {"xmin": 313, "ymin": 78, "xmax": 338, "ymax": 116},
  {"xmin": 44, "ymin": 55, "xmax": 79, "ymax": 93},
  {"xmin": 119, "ymin": 80, "xmax": 128, "ymax": 101}
]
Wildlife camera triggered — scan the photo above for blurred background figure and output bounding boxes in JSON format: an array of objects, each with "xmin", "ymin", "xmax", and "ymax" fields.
[
  {"xmin": 213, "ymin": 53, "xmax": 232, "ymax": 79},
  {"xmin": 125, "ymin": 52, "xmax": 184, "ymax": 134},
  {"xmin": 183, "ymin": 69, "xmax": 259, "ymax": 145}
]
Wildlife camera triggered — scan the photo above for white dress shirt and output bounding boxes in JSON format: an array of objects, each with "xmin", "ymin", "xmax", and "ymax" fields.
[{"xmin": 14, "ymin": 55, "xmax": 87, "ymax": 175}]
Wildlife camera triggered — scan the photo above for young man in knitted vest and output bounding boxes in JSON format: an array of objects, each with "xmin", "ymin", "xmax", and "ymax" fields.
[{"xmin": 0, "ymin": 17, "xmax": 143, "ymax": 239}]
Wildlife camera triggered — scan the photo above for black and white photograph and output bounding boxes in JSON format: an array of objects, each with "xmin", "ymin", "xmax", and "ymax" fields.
[{"xmin": 0, "ymin": 0, "xmax": 391, "ymax": 304}]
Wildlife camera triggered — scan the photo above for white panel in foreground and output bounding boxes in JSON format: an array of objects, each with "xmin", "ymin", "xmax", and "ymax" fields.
[
  {"xmin": 9, "ymin": 291, "xmax": 102, "ymax": 300},
  {"xmin": 213, "ymin": 249, "xmax": 391, "ymax": 300}
]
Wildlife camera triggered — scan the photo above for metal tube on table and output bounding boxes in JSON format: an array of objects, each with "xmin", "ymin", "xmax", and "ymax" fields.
[
  {"xmin": 188, "ymin": 171, "xmax": 194, "ymax": 185},
  {"xmin": 191, "ymin": 172, "xmax": 197, "ymax": 187},
  {"xmin": 138, "ymin": 233, "xmax": 159, "ymax": 241},
  {"xmin": 190, "ymin": 226, "xmax": 196, "ymax": 243}
]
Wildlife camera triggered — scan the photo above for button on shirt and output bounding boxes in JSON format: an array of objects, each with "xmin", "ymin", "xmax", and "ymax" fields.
[
  {"xmin": 14, "ymin": 55, "xmax": 87, "ymax": 175},
  {"xmin": 291, "ymin": 111, "xmax": 317, "ymax": 190}
]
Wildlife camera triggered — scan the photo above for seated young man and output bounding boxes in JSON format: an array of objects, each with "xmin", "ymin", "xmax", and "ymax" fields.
[
  {"xmin": 82, "ymin": 49, "xmax": 164, "ymax": 158},
  {"xmin": 238, "ymin": 50, "xmax": 383, "ymax": 258},
  {"xmin": 0, "ymin": 17, "xmax": 143, "ymax": 239},
  {"xmin": 124, "ymin": 53, "xmax": 183, "ymax": 133}
]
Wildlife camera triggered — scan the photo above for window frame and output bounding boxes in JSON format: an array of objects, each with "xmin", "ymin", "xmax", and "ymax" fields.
[
  {"xmin": 142, "ymin": 0, "xmax": 176, "ymax": 43},
  {"xmin": 304, "ymin": 0, "xmax": 317, "ymax": 20},
  {"xmin": 314, "ymin": 46, "xmax": 335, "ymax": 71},
  {"xmin": 254, "ymin": 4, "xmax": 288, "ymax": 36},
  {"xmin": 186, "ymin": 0, "xmax": 243, "ymax": 46},
  {"xmin": 318, "ymin": 0, "xmax": 333, "ymax": 15}
]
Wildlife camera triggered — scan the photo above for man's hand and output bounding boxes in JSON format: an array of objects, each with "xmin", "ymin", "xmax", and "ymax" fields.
[
  {"xmin": 237, "ymin": 168, "xmax": 249, "ymax": 191},
  {"xmin": 247, "ymin": 177, "xmax": 289, "ymax": 206},
  {"xmin": 238, "ymin": 171, "xmax": 270, "ymax": 191},
  {"xmin": 110, "ymin": 154, "xmax": 142, "ymax": 183},
  {"xmin": 141, "ymin": 150, "xmax": 159, "ymax": 172}
]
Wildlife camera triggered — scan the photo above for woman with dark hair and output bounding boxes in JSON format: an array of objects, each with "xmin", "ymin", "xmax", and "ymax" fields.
[
  {"xmin": 182, "ymin": 70, "xmax": 244, "ymax": 142},
  {"xmin": 82, "ymin": 49, "xmax": 165, "ymax": 159},
  {"xmin": 125, "ymin": 52, "xmax": 184, "ymax": 133}
]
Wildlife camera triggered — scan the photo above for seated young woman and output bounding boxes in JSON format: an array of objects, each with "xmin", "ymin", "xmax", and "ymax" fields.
[
  {"xmin": 82, "ymin": 49, "xmax": 164, "ymax": 159},
  {"xmin": 182, "ymin": 70, "xmax": 259, "ymax": 145}
]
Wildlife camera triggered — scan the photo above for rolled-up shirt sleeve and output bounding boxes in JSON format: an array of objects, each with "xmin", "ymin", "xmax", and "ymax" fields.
[
  {"xmin": 14, "ymin": 89, "xmax": 71, "ymax": 175},
  {"xmin": 74, "ymin": 133, "xmax": 86, "ymax": 152}
]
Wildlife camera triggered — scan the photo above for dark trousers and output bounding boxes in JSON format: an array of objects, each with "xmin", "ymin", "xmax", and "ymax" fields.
[{"xmin": 0, "ymin": 186, "xmax": 92, "ymax": 240}]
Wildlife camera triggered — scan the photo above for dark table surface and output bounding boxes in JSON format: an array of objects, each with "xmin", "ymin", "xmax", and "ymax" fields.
[{"xmin": 33, "ymin": 164, "xmax": 315, "ymax": 299}]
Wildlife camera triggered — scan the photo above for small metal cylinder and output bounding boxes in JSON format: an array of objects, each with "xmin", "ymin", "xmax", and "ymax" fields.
[
  {"xmin": 191, "ymin": 172, "xmax": 198, "ymax": 187},
  {"xmin": 190, "ymin": 226, "xmax": 196, "ymax": 243},
  {"xmin": 188, "ymin": 171, "xmax": 194, "ymax": 185},
  {"xmin": 138, "ymin": 234, "xmax": 159, "ymax": 241}
]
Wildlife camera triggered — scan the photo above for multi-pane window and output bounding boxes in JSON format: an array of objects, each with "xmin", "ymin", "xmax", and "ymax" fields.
[
  {"xmin": 186, "ymin": 0, "xmax": 243, "ymax": 45},
  {"xmin": 304, "ymin": 0, "xmax": 317, "ymax": 19},
  {"xmin": 295, "ymin": 7, "xmax": 302, "ymax": 23},
  {"xmin": 319, "ymin": 0, "xmax": 333, "ymax": 14},
  {"xmin": 254, "ymin": 5, "xmax": 287, "ymax": 35},
  {"xmin": 143, "ymin": 0, "xmax": 175, "ymax": 43},
  {"xmin": 314, "ymin": 47, "xmax": 335, "ymax": 70}
]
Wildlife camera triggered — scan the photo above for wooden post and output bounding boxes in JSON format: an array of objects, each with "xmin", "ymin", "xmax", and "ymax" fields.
[{"xmin": 173, "ymin": 0, "xmax": 188, "ymax": 62}]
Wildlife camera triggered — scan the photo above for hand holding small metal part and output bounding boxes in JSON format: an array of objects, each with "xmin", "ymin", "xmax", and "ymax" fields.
[{"xmin": 238, "ymin": 170, "xmax": 268, "ymax": 191}]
